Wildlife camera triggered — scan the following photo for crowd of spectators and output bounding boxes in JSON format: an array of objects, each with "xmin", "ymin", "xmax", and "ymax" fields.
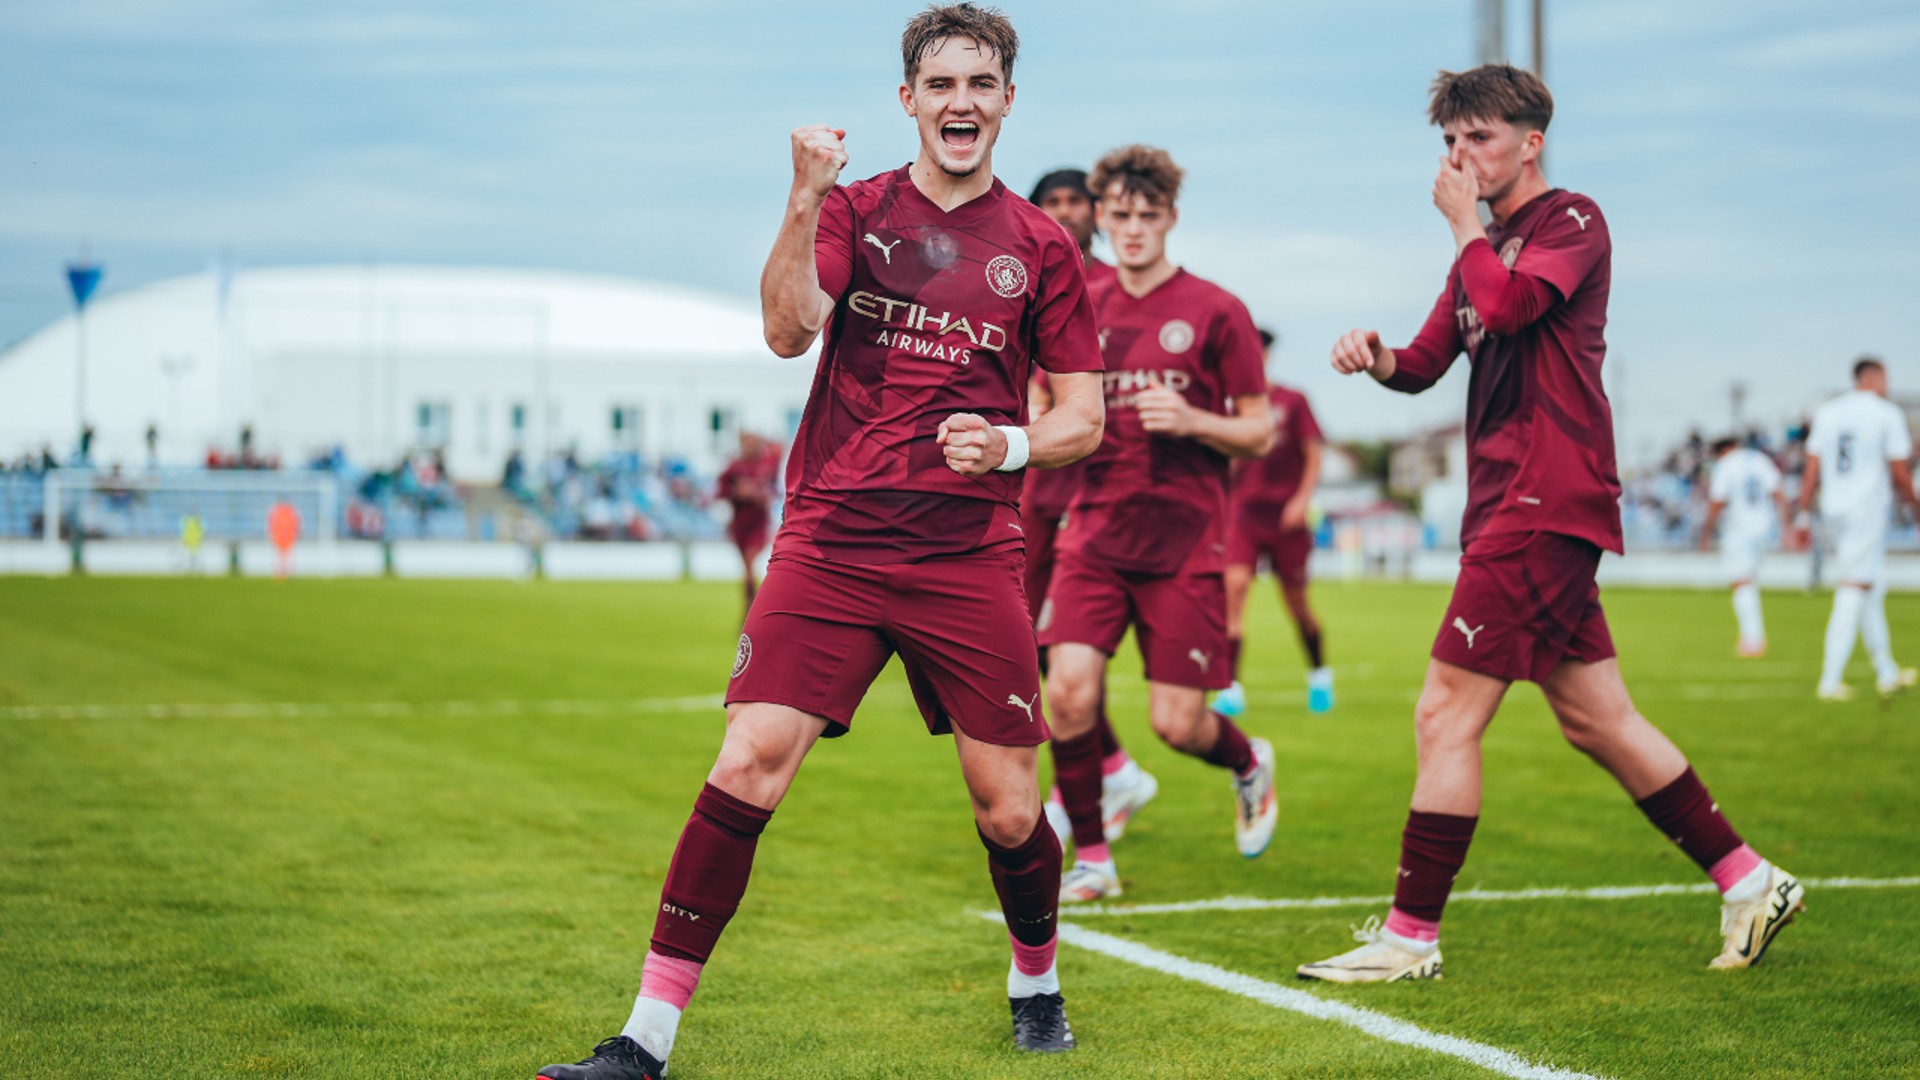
[{"xmin": 1619, "ymin": 423, "xmax": 1825, "ymax": 549}]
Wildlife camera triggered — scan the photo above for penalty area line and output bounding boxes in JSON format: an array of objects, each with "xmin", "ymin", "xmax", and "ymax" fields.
[
  {"xmin": 1064, "ymin": 874, "xmax": 1920, "ymax": 918},
  {"xmin": 0, "ymin": 694, "xmax": 726, "ymax": 723},
  {"xmin": 1057, "ymin": 922, "xmax": 1607, "ymax": 1080}
]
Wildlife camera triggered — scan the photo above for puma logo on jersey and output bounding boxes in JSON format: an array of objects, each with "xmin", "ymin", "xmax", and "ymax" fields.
[
  {"xmin": 864, "ymin": 233, "xmax": 902, "ymax": 263},
  {"xmin": 1566, "ymin": 207, "xmax": 1592, "ymax": 231},
  {"xmin": 1452, "ymin": 617, "xmax": 1485, "ymax": 649},
  {"xmin": 1007, "ymin": 693, "xmax": 1039, "ymax": 722},
  {"xmin": 1188, "ymin": 647, "xmax": 1212, "ymax": 670}
]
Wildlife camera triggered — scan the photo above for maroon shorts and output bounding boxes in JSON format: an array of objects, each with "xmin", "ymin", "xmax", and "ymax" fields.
[
  {"xmin": 1431, "ymin": 531, "xmax": 1616, "ymax": 684},
  {"xmin": 726, "ymin": 549, "xmax": 1048, "ymax": 746},
  {"xmin": 1020, "ymin": 500, "xmax": 1067, "ymax": 625},
  {"xmin": 1036, "ymin": 553, "xmax": 1231, "ymax": 690},
  {"xmin": 1226, "ymin": 519, "xmax": 1313, "ymax": 588},
  {"xmin": 727, "ymin": 508, "xmax": 770, "ymax": 557}
]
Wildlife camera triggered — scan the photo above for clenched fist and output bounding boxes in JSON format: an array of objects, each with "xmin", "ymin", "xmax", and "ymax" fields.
[
  {"xmin": 1135, "ymin": 373, "xmax": 1195, "ymax": 437},
  {"xmin": 936, "ymin": 413, "xmax": 1008, "ymax": 476},
  {"xmin": 791, "ymin": 125, "xmax": 849, "ymax": 200},
  {"xmin": 1432, "ymin": 154, "xmax": 1482, "ymax": 230},
  {"xmin": 1330, "ymin": 329, "xmax": 1385, "ymax": 375}
]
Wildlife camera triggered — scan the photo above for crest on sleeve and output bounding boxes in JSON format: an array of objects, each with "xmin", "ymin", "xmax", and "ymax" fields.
[
  {"xmin": 732, "ymin": 633, "xmax": 753, "ymax": 678},
  {"xmin": 986, "ymin": 255, "xmax": 1029, "ymax": 298},
  {"xmin": 1499, "ymin": 237, "xmax": 1525, "ymax": 269}
]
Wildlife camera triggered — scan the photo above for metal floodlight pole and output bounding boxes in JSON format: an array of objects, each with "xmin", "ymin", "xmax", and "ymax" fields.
[
  {"xmin": 65, "ymin": 257, "xmax": 104, "ymax": 462},
  {"xmin": 1532, "ymin": 0, "xmax": 1546, "ymax": 80}
]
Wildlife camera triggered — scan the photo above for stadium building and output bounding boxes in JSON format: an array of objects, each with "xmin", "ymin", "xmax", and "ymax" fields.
[{"xmin": 0, "ymin": 265, "xmax": 815, "ymax": 481}]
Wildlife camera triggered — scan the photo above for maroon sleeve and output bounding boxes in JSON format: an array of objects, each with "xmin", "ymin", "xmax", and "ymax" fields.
[
  {"xmin": 1031, "ymin": 231, "xmax": 1103, "ymax": 374},
  {"xmin": 1296, "ymin": 394, "xmax": 1324, "ymax": 445},
  {"xmin": 814, "ymin": 188, "xmax": 857, "ymax": 301},
  {"xmin": 1456, "ymin": 239, "xmax": 1559, "ymax": 336},
  {"xmin": 1511, "ymin": 196, "xmax": 1608, "ymax": 306},
  {"xmin": 1213, "ymin": 296, "xmax": 1268, "ymax": 401},
  {"xmin": 1382, "ymin": 286, "xmax": 1463, "ymax": 394}
]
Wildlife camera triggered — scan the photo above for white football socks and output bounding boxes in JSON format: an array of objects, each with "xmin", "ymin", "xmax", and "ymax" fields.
[
  {"xmin": 1820, "ymin": 586, "xmax": 1866, "ymax": 689},
  {"xmin": 1008, "ymin": 957, "xmax": 1061, "ymax": 998},
  {"xmin": 1722, "ymin": 860, "xmax": 1772, "ymax": 904},
  {"xmin": 1731, "ymin": 583, "xmax": 1765, "ymax": 645},
  {"xmin": 620, "ymin": 996, "xmax": 681, "ymax": 1065},
  {"xmin": 1860, "ymin": 581, "xmax": 1899, "ymax": 683}
]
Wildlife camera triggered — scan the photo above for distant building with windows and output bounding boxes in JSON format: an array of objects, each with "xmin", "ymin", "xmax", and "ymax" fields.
[{"xmin": 0, "ymin": 265, "xmax": 815, "ymax": 481}]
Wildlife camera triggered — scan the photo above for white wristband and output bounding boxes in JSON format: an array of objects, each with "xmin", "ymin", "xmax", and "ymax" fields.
[{"xmin": 993, "ymin": 425, "xmax": 1030, "ymax": 472}]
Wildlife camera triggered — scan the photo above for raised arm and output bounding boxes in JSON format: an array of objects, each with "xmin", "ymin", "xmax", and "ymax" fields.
[{"xmin": 760, "ymin": 125, "xmax": 848, "ymax": 358}]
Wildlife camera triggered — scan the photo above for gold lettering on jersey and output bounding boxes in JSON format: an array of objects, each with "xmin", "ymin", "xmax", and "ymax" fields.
[
  {"xmin": 1456, "ymin": 304, "xmax": 1487, "ymax": 351},
  {"xmin": 873, "ymin": 330, "xmax": 972, "ymax": 365},
  {"xmin": 848, "ymin": 290, "xmax": 1008, "ymax": 356}
]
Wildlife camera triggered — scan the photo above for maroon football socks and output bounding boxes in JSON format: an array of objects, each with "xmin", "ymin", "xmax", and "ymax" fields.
[
  {"xmin": 1201, "ymin": 711, "xmax": 1255, "ymax": 776},
  {"xmin": 1635, "ymin": 766, "xmax": 1762, "ymax": 891},
  {"xmin": 981, "ymin": 816, "xmax": 1062, "ymax": 973},
  {"xmin": 650, "ymin": 783, "xmax": 772, "ymax": 964},
  {"xmin": 1385, "ymin": 809, "xmax": 1479, "ymax": 942},
  {"xmin": 1049, "ymin": 728, "xmax": 1109, "ymax": 861}
]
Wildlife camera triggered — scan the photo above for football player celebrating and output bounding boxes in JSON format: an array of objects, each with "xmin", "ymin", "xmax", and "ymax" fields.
[
  {"xmin": 1299, "ymin": 65, "xmax": 1803, "ymax": 984},
  {"xmin": 535, "ymin": 6, "xmax": 1104, "ymax": 1077},
  {"xmin": 1024, "ymin": 167, "xmax": 1161, "ymax": 847},
  {"xmin": 1038, "ymin": 144, "xmax": 1279, "ymax": 904}
]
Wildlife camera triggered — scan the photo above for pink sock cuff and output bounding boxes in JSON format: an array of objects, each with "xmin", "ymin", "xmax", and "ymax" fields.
[
  {"xmin": 1009, "ymin": 932, "xmax": 1057, "ymax": 977},
  {"xmin": 1384, "ymin": 906, "xmax": 1441, "ymax": 943},
  {"xmin": 1708, "ymin": 844, "xmax": 1764, "ymax": 894},
  {"xmin": 1075, "ymin": 842, "xmax": 1110, "ymax": 865},
  {"xmin": 1100, "ymin": 750, "xmax": 1130, "ymax": 777},
  {"xmin": 639, "ymin": 950, "xmax": 704, "ymax": 1010}
]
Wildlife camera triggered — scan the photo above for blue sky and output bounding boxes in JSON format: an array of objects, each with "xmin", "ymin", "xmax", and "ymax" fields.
[{"xmin": 3, "ymin": 0, "xmax": 1917, "ymax": 463}]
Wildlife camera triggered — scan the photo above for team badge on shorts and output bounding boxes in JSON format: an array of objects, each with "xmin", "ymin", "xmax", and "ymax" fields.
[
  {"xmin": 1159, "ymin": 319, "xmax": 1195, "ymax": 354},
  {"xmin": 732, "ymin": 633, "xmax": 753, "ymax": 678},
  {"xmin": 986, "ymin": 255, "xmax": 1028, "ymax": 298},
  {"xmin": 1499, "ymin": 237, "xmax": 1526, "ymax": 269}
]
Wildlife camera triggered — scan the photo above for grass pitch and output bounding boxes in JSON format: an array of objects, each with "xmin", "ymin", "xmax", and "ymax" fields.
[{"xmin": 1, "ymin": 574, "xmax": 1916, "ymax": 1078}]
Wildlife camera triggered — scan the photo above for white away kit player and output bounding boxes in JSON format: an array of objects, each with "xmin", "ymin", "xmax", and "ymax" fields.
[{"xmin": 1699, "ymin": 437, "xmax": 1788, "ymax": 657}]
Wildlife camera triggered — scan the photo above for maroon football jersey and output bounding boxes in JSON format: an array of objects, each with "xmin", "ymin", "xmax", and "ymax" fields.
[
  {"xmin": 717, "ymin": 446, "xmax": 782, "ymax": 511},
  {"xmin": 1231, "ymin": 385, "xmax": 1323, "ymax": 519},
  {"xmin": 1061, "ymin": 268, "xmax": 1268, "ymax": 576},
  {"xmin": 1385, "ymin": 189, "xmax": 1623, "ymax": 554},
  {"xmin": 1023, "ymin": 259, "xmax": 1116, "ymax": 519},
  {"xmin": 777, "ymin": 167, "xmax": 1104, "ymax": 564}
]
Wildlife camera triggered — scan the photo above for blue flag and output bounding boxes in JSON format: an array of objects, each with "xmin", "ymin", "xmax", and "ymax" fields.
[{"xmin": 66, "ymin": 263, "xmax": 103, "ymax": 309}]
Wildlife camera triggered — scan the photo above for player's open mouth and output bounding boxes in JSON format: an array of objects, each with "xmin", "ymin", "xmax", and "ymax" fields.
[{"xmin": 941, "ymin": 122, "xmax": 979, "ymax": 150}]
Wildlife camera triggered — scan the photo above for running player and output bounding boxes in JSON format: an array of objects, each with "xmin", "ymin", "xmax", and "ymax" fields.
[
  {"xmin": 1795, "ymin": 356, "xmax": 1920, "ymax": 702},
  {"xmin": 1698, "ymin": 436, "xmax": 1789, "ymax": 657},
  {"xmin": 535, "ymin": 8, "xmax": 1104, "ymax": 1077},
  {"xmin": 1038, "ymin": 144, "xmax": 1279, "ymax": 904},
  {"xmin": 1299, "ymin": 65, "xmax": 1803, "ymax": 983},
  {"xmin": 1217, "ymin": 329, "xmax": 1333, "ymax": 716},
  {"xmin": 1024, "ymin": 167, "xmax": 1160, "ymax": 845},
  {"xmin": 715, "ymin": 431, "xmax": 782, "ymax": 612}
]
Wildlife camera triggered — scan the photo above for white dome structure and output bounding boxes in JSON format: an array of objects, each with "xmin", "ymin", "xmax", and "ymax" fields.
[{"xmin": 0, "ymin": 265, "xmax": 817, "ymax": 481}]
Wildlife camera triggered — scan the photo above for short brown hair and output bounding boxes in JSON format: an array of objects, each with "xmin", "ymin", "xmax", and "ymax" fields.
[
  {"xmin": 1090, "ymin": 144, "xmax": 1184, "ymax": 207},
  {"xmin": 1855, "ymin": 355, "xmax": 1886, "ymax": 382},
  {"xmin": 1427, "ymin": 64, "xmax": 1554, "ymax": 132},
  {"xmin": 902, "ymin": 4, "xmax": 1018, "ymax": 86}
]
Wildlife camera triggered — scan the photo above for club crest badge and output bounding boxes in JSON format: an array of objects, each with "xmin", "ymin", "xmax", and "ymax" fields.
[
  {"xmin": 986, "ymin": 255, "xmax": 1028, "ymax": 298},
  {"xmin": 1159, "ymin": 319, "xmax": 1195, "ymax": 354},
  {"xmin": 1499, "ymin": 237, "xmax": 1525, "ymax": 269},
  {"xmin": 732, "ymin": 633, "xmax": 752, "ymax": 678}
]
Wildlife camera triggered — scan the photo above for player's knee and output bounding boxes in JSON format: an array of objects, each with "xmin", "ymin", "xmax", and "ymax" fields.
[
  {"xmin": 1556, "ymin": 706, "xmax": 1636, "ymax": 755},
  {"xmin": 977, "ymin": 799, "xmax": 1039, "ymax": 848},
  {"xmin": 711, "ymin": 719, "xmax": 800, "ymax": 790},
  {"xmin": 1045, "ymin": 672, "xmax": 1099, "ymax": 725},
  {"xmin": 1412, "ymin": 694, "xmax": 1472, "ymax": 755},
  {"xmin": 1149, "ymin": 709, "xmax": 1205, "ymax": 752}
]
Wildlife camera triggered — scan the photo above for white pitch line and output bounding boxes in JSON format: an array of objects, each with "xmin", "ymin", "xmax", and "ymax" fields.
[
  {"xmin": 1058, "ymin": 922, "xmax": 1607, "ymax": 1080},
  {"xmin": 1064, "ymin": 875, "xmax": 1920, "ymax": 917},
  {"xmin": 0, "ymin": 694, "xmax": 725, "ymax": 723}
]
